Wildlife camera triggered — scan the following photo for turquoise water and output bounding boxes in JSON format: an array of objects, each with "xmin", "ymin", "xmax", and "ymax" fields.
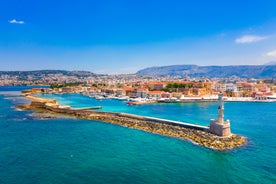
[{"xmin": 0, "ymin": 87, "xmax": 275, "ymax": 183}]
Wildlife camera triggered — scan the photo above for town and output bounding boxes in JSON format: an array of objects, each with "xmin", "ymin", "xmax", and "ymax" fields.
[{"xmin": 5, "ymin": 70, "xmax": 275, "ymax": 103}]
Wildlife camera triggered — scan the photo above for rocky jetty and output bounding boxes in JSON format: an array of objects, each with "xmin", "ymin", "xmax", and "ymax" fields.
[{"xmin": 17, "ymin": 95, "xmax": 246, "ymax": 150}]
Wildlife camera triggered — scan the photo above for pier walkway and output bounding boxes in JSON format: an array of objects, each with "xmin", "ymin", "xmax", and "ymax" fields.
[
  {"xmin": 118, "ymin": 113, "xmax": 209, "ymax": 132},
  {"xmin": 71, "ymin": 106, "xmax": 102, "ymax": 110}
]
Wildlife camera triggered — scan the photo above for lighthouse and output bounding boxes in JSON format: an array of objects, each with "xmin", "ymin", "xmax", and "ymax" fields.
[
  {"xmin": 210, "ymin": 93, "xmax": 231, "ymax": 137},
  {"xmin": 218, "ymin": 93, "xmax": 224, "ymax": 124}
]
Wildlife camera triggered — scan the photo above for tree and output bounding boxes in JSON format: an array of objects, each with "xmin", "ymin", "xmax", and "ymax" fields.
[
  {"xmin": 166, "ymin": 83, "xmax": 173, "ymax": 88},
  {"xmin": 173, "ymin": 83, "xmax": 179, "ymax": 88},
  {"xmin": 188, "ymin": 83, "xmax": 193, "ymax": 88}
]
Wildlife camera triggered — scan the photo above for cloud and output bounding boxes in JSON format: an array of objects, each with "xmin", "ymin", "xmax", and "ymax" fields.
[
  {"xmin": 9, "ymin": 19, "xmax": 25, "ymax": 24},
  {"xmin": 235, "ymin": 35, "xmax": 267, "ymax": 44},
  {"xmin": 266, "ymin": 50, "xmax": 276, "ymax": 57}
]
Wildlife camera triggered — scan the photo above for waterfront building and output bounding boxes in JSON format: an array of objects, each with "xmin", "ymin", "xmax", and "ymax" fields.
[
  {"xmin": 161, "ymin": 92, "xmax": 171, "ymax": 98},
  {"xmin": 122, "ymin": 87, "xmax": 134, "ymax": 97},
  {"xmin": 61, "ymin": 87, "xmax": 73, "ymax": 93},
  {"xmin": 31, "ymin": 88, "xmax": 43, "ymax": 93},
  {"xmin": 148, "ymin": 82, "xmax": 166, "ymax": 90},
  {"xmin": 136, "ymin": 88, "xmax": 148, "ymax": 98},
  {"xmin": 224, "ymin": 83, "xmax": 237, "ymax": 92},
  {"xmin": 171, "ymin": 92, "xmax": 182, "ymax": 99},
  {"xmin": 192, "ymin": 88, "xmax": 208, "ymax": 96},
  {"xmin": 236, "ymin": 82, "xmax": 253, "ymax": 96},
  {"xmin": 116, "ymin": 89, "xmax": 123, "ymax": 96},
  {"xmin": 147, "ymin": 91, "xmax": 163, "ymax": 99}
]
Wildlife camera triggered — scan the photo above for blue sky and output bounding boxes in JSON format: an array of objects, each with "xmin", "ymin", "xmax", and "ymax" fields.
[{"xmin": 1, "ymin": 0, "xmax": 276, "ymax": 74}]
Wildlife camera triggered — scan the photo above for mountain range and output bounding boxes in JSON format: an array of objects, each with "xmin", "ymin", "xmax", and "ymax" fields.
[
  {"xmin": 1, "ymin": 64, "xmax": 276, "ymax": 79},
  {"xmin": 136, "ymin": 64, "xmax": 276, "ymax": 78},
  {"xmin": 0, "ymin": 70, "xmax": 97, "ymax": 80}
]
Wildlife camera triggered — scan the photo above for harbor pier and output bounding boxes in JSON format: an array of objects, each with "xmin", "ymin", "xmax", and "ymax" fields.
[{"xmin": 17, "ymin": 93, "xmax": 246, "ymax": 150}]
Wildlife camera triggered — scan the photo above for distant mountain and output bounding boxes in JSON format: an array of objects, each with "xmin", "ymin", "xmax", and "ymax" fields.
[
  {"xmin": 136, "ymin": 65, "xmax": 276, "ymax": 78},
  {"xmin": 264, "ymin": 61, "xmax": 276, "ymax": 65},
  {"xmin": 0, "ymin": 70, "xmax": 97, "ymax": 80}
]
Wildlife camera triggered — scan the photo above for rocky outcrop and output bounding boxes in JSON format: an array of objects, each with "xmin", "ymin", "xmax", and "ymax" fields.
[{"xmin": 17, "ymin": 96, "xmax": 246, "ymax": 150}]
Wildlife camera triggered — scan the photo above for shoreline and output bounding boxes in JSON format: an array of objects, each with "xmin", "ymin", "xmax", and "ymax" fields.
[
  {"xmin": 17, "ymin": 94, "xmax": 246, "ymax": 151},
  {"xmin": 62, "ymin": 92, "xmax": 276, "ymax": 104}
]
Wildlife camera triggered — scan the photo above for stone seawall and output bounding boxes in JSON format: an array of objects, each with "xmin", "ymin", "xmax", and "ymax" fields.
[
  {"xmin": 40, "ymin": 101, "xmax": 209, "ymax": 132},
  {"xmin": 17, "ymin": 95, "xmax": 246, "ymax": 150}
]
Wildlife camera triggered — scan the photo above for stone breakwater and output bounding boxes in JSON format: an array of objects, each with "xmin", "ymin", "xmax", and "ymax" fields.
[{"xmin": 17, "ymin": 95, "xmax": 246, "ymax": 150}]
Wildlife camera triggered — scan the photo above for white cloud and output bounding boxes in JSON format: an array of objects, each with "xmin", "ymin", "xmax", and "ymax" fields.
[
  {"xmin": 9, "ymin": 19, "xmax": 25, "ymax": 24},
  {"xmin": 266, "ymin": 50, "xmax": 276, "ymax": 57},
  {"xmin": 235, "ymin": 35, "xmax": 267, "ymax": 44}
]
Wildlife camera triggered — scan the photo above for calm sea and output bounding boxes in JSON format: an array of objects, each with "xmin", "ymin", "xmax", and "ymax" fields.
[{"xmin": 0, "ymin": 87, "xmax": 275, "ymax": 183}]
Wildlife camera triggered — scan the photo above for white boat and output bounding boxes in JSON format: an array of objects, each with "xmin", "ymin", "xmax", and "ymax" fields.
[
  {"xmin": 117, "ymin": 96, "xmax": 129, "ymax": 101},
  {"xmin": 95, "ymin": 95, "xmax": 105, "ymax": 100}
]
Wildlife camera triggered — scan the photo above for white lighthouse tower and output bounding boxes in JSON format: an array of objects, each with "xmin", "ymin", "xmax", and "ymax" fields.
[{"xmin": 210, "ymin": 93, "xmax": 231, "ymax": 137}]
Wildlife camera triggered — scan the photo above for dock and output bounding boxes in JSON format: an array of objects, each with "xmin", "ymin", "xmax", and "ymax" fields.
[{"xmin": 71, "ymin": 106, "xmax": 102, "ymax": 110}]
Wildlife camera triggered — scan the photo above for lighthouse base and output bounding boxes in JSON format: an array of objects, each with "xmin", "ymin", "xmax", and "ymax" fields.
[{"xmin": 210, "ymin": 119, "xmax": 231, "ymax": 137}]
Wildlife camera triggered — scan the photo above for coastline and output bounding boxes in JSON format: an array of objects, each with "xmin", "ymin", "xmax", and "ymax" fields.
[
  {"xmin": 157, "ymin": 96, "xmax": 276, "ymax": 103},
  {"xmin": 17, "ymin": 93, "xmax": 246, "ymax": 150},
  {"xmin": 81, "ymin": 93, "xmax": 276, "ymax": 104}
]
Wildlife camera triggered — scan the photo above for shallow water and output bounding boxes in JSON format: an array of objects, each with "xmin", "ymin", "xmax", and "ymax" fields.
[{"xmin": 0, "ymin": 87, "xmax": 275, "ymax": 183}]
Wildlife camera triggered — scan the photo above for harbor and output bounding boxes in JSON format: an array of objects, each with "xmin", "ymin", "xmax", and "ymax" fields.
[
  {"xmin": 1, "ymin": 86, "xmax": 275, "ymax": 183},
  {"xmin": 80, "ymin": 91, "xmax": 276, "ymax": 104},
  {"xmin": 1, "ymin": 1, "xmax": 276, "ymax": 182},
  {"xmin": 18, "ymin": 91, "xmax": 246, "ymax": 150}
]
